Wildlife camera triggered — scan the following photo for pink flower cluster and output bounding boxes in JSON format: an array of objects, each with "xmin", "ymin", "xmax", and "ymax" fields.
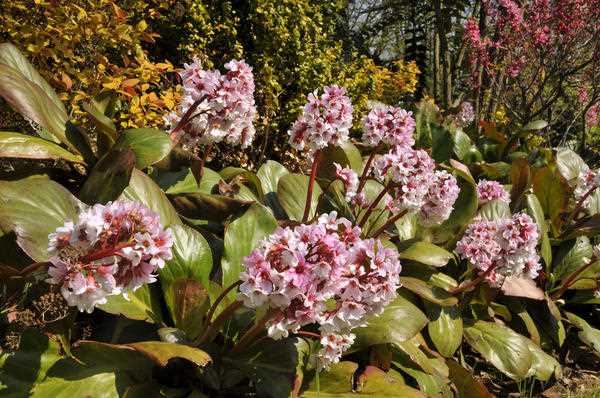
[
  {"xmin": 288, "ymin": 86, "xmax": 353, "ymax": 153},
  {"xmin": 586, "ymin": 103, "xmax": 599, "ymax": 128},
  {"xmin": 574, "ymin": 168, "xmax": 600, "ymax": 211},
  {"xmin": 334, "ymin": 163, "xmax": 359, "ymax": 201},
  {"xmin": 362, "ymin": 106, "xmax": 416, "ymax": 147},
  {"xmin": 238, "ymin": 212, "xmax": 401, "ymax": 367},
  {"xmin": 456, "ymin": 213, "xmax": 541, "ymax": 286},
  {"xmin": 477, "ymin": 180, "xmax": 510, "ymax": 205},
  {"xmin": 455, "ymin": 101, "xmax": 475, "ymax": 127},
  {"xmin": 46, "ymin": 201, "xmax": 173, "ymax": 313},
  {"xmin": 419, "ymin": 171, "xmax": 461, "ymax": 227},
  {"xmin": 165, "ymin": 58, "xmax": 257, "ymax": 150}
]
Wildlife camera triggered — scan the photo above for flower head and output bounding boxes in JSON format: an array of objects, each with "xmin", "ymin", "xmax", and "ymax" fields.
[
  {"xmin": 362, "ymin": 106, "xmax": 415, "ymax": 147},
  {"xmin": 455, "ymin": 101, "xmax": 475, "ymax": 127},
  {"xmin": 476, "ymin": 180, "xmax": 510, "ymax": 205},
  {"xmin": 289, "ymin": 86, "xmax": 353, "ymax": 153},
  {"xmin": 165, "ymin": 58, "xmax": 257, "ymax": 150},
  {"xmin": 456, "ymin": 213, "xmax": 540, "ymax": 286},
  {"xmin": 239, "ymin": 212, "xmax": 401, "ymax": 366},
  {"xmin": 419, "ymin": 170, "xmax": 460, "ymax": 226},
  {"xmin": 47, "ymin": 201, "xmax": 173, "ymax": 312}
]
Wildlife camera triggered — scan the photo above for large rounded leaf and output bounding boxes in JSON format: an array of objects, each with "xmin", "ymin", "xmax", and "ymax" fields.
[
  {"xmin": 556, "ymin": 148, "xmax": 588, "ymax": 185},
  {"xmin": 98, "ymin": 284, "xmax": 164, "ymax": 323},
  {"xmin": 440, "ymin": 168, "xmax": 477, "ymax": 230},
  {"xmin": 112, "ymin": 128, "xmax": 172, "ymax": 169},
  {"xmin": 257, "ymin": 160, "xmax": 289, "ymax": 215},
  {"xmin": 446, "ymin": 360, "xmax": 494, "ymax": 398},
  {"xmin": 0, "ymin": 131, "xmax": 83, "ymax": 163},
  {"xmin": 0, "ymin": 176, "xmax": 84, "ymax": 261},
  {"xmin": 79, "ymin": 147, "xmax": 135, "ymax": 205},
  {"xmin": 277, "ymin": 173, "xmax": 322, "ymax": 221},
  {"xmin": 153, "ymin": 167, "xmax": 222, "ymax": 195},
  {"xmin": 399, "ymin": 277, "xmax": 458, "ymax": 306},
  {"xmin": 463, "ymin": 320, "xmax": 533, "ymax": 380},
  {"xmin": 565, "ymin": 312, "xmax": 600, "ymax": 357},
  {"xmin": 398, "ymin": 241, "xmax": 453, "ymax": 267},
  {"xmin": 318, "ymin": 141, "xmax": 363, "ymax": 179},
  {"xmin": 222, "ymin": 203, "xmax": 277, "ymax": 294},
  {"xmin": 353, "ymin": 294, "xmax": 428, "ymax": 349},
  {"xmin": 532, "ymin": 167, "xmax": 569, "ymax": 234},
  {"xmin": 127, "ymin": 341, "xmax": 211, "ymax": 367},
  {"xmin": 552, "ymin": 236, "xmax": 593, "ymax": 281},
  {"xmin": 426, "ymin": 303, "xmax": 463, "ymax": 357},
  {"xmin": 120, "ymin": 169, "xmax": 181, "ymax": 227},
  {"xmin": 526, "ymin": 193, "xmax": 552, "ymax": 266}
]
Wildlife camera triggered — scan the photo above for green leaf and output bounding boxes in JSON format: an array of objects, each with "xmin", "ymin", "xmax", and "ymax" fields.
[
  {"xmin": 318, "ymin": 141, "xmax": 363, "ymax": 179},
  {"xmin": 224, "ymin": 337, "xmax": 301, "ymax": 398},
  {"xmin": 257, "ymin": 160, "xmax": 289, "ymax": 219},
  {"xmin": 463, "ymin": 320, "xmax": 533, "ymax": 380},
  {"xmin": 0, "ymin": 131, "xmax": 83, "ymax": 163},
  {"xmin": 0, "ymin": 329, "xmax": 62, "ymax": 397},
  {"xmin": 532, "ymin": 167, "xmax": 569, "ymax": 234},
  {"xmin": 81, "ymin": 100, "xmax": 117, "ymax": 141},
  {"xmin": 509, "ymin": 157, "xmax": 530, "ymax": 209},
  {"xmin": 453, "ymin": 128, "xmax": 482, "ymax": 164},
  {"xmin": 394, "ymin": 337, "xmax": 448, "ymax": 378},
  {"xmin": 431, "ymin": 124, "xmax": 453, "ymax": 163},
  {"xmin": 526, "ymin": 341, "xmax": 560, "ymax": 381},
  {"xmin": 526, "ymin": 193, "xmax": 552, "ymax": 266},
  {"xmin": 79, "ymin": 147, "xmax": 135, "ymax": 204},
  {"xmin": 162, "ymin": 224, "xmax": 212, "ymax": 289},
  {"xmin": 154, "ymin": 167, "xmax": 222, "ymax": 195},
  {"xmin": 477, "ymin": 199, "xmax": 511, "ymax": 221},
  {"xmin": 353, "ymin": 294, "xmax": 428, "ymax": 349},
  {"xmin": 446, "ymin": 360, "xmax": 494, "ymax": 398},
  {"xmin": 425, "ymin": 303, "xmax": 463, "ymax": 357},
  {"xmin": 522, "ymin": 120, "xmax": 548, "ymax": 131},
  {"xmin": 112, "ymin": 128, "xmax": 172, "ymax": 169},
  {"xmin": 392, "ymin": 354, "xmax": 451, "ymax": 397},
  {"xmin": 277, "ymin": 173, "xmax": 322, "ymax": 221},
  {"xmin": 127, "ymin": 341, "xmax": 211, "ymax": 367},
  {"xmin": 0, "ymin": 63, "xmax": 70, "ymax": 148},
  {"xmin": 303, "ymin": 362, "xmax": 425, "ymax": 397},
  {"xmin": 222, "ymin": 204, "xmax": 277, "ymax": 296},
  {"xmin": 399, "ymin": 277, "xmax": 458, "ymax": 306},
  {"xmin": 556, "ymin": 148, "xmax": 588, "ymax": 185},
  {"xmin": 397, "ymin": 241, "xmax": 453, "ymax": 267},
  {"xmin": 98, "ymin": 283, "xmax": 163, "ymax": 323},
  {"xmin": 160, "ymin": 224, "xmax": 212, "ymax": 334},
  {"xmin": 0, "ymin": 176, "xmax": 83, "ymax": 261},
  {"xmin": 220, "ymin": 167, "xmax": 264, "ymax": 201},
  {"xmin": 31, "ymin": 341, "xmax": 153, "ymax": 397},
  {"xmin": 552, "ymin": 236, "xmax": 593, "ymax": 281},
  {"xmin": 169, "ymin": 192, "xmax": 252, "ymax": 222},
  {"xmin": 440, "ymin": 168, "xmax": 478, "ymax": 230},
  {"xmin": 166, "ymin": 279, "xmax": 209, "ymax": 340},
  {"xmin": 565, "ymin": 312, "xmax": 600, "ymax": 357},
  {"xmin": 120, "ymin": 169, "xmax": 181, "ymax": 227}
]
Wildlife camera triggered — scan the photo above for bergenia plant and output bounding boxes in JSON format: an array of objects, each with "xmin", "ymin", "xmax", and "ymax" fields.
[{"xmin": 1, "ymin": 45, "xmax": 600, "ymax": 398}]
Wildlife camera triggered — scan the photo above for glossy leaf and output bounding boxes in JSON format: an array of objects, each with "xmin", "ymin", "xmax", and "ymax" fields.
[
  {"xmin": 440, "ymin": 167, "xmax": 478, "ymax": 229},
  {"xmin": 277, "ymin": 173, "xmax": 322, "ymax": 221},
  {"xmin": 169, "ymin": 192, "xmax": 252, "ymax": 222},
  {"xmin": 353, "ymin": 294, "xmax": 428, "ymax": 349},
  {"xmin": 0, "ymin": 176, "xmax": 83, "ymax": 261},
  {"xmin": 99, "ymin": 284, "xmax": 164, "ymax": 323},
  {"xmin": 556, "ymin": 148, "xmax": 587, "ymax": 185},
  {"xmin": 79, "ymin": 147, "xmax": 135, "ymax": 204},
  {"xmin": 154, "ymin": 167, "xmax": 222, "ymax": 195},
  {"xmin": 222, "ymin": 203, "xmax": 277, "ymax": 295},
  {"xmin": 532, "ymin": 167, "xmax": 569, "ymax": 234},
  {"xmin": 120, "ymin": 169, "xmax": 181, "ymax": 227},
  {"xmin": 127, "ymin": 341, "xmax": 211, "ymax": 367},
  {"xmin": 425, "ymin": 303, "xmax": 463, "ymax": 357},
  {"xmin": 526, "ymin": 193, "xmax": 552, "ymax": 266},
  {"xmin": 565, "ymin": 312, "xmax": 600, "ymax": 357},
  {"xmin": 446, "ymin": 360, "xmax": 494, "ymax": 398},
  {"xmin": 552, "ymin": 236, "xmax": 593, "ymax": 281},
  {"xmin": 397, "ymin": 241, "xmax": 453, "ymax": 267},
  {"xmin": 477, "ymin": 199, "xmax": 511, "ymax": 221},
  {"xmin": 0, "ymin": 131, "xmax": 83, "ymax": 163},
  {"xmin": 463, "ymin": 320, "xmax": 533, "ymax": 380},
  {"xmin": 399, "ymin": 277, "xmax": 458, "ymax": 306},
  {"xmin": 318, "ymin": 141, "xmax": 363, "ymax": 179},
  {"xmin": 509, "ymin": 157, "xmax": 530, "ymax": 209},
  {"xmin": 112, "ymin": 128, "xmax": 172, "ymax": 169}
]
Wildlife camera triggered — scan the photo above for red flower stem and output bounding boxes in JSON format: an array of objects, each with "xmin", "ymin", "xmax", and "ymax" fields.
[
  {"xmin": 448, "ymin": 264, "xmax": 498, "ymax": 295},
  {"xmin": 196, "ymin": 144, "xmax": 213, "ymax": 186},
  {"xmin": 296, "ymin": 330, "xmax": 321, "ymax": 339},
  {"xmin": 230, "ymin": 308, "xmax": 281, "ymax": 354},
  {"xmin": 551, "ymin": 260, "xmax": 597, "ymax": 300},
  {"xmin": 356, "ymin": 148, "xmax": 379, "ymax": 197},
  {"xmin": 567, "ymin": 184, "xmax": 599, "ymax": 225},
  {"xmin": 205, "ymin": 280, "xmax": 242, "ymax": 324},
  {"xmin": 357, "ymin": 184, "xmax": 391, "ymax": 228},
  {"xmin": 369, "ymin": 209, "xmax": 408, "ymax": 238},
  {"xmin": 195, "ymin": 300, "xmax": 244, "ymax": 346},
  {"xmin": 302, "ymin": 150, "xmax": 322, "ymax": 223},
  {"xmin": 81, "ymin": 241, "xmax": 136, "ymax": 263}
]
